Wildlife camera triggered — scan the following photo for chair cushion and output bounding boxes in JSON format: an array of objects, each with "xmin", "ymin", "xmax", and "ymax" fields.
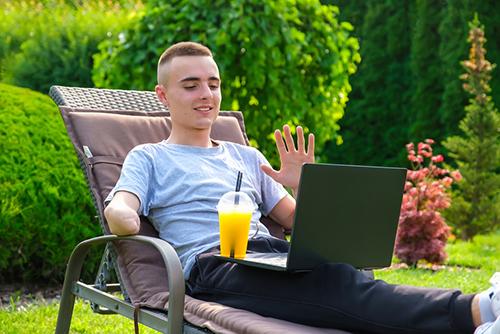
[{"xmin": 184, "ymin": 295, "xmax": 351, "ymax": 334}]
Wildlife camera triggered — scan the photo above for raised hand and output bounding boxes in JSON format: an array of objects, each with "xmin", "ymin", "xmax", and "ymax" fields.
[{"xmin": 261, "ymin": 124, "xmax": 315, "ymax": 194}]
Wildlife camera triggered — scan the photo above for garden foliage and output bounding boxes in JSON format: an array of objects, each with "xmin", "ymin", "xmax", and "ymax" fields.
[
  {"xmin": 325, "ymin": 0, "xmax": 411, "ymax": 167},
  {"xmin": 325, "ymin": 0, "xmax": 500, "ymax": 168},
  {"xmin": 0, "ymin": 83, "xmax": 98, "ymax": 283},
  {"xmin": 443, "ymin": 16, "xmax": 500, "ymax": 240},
  {"xmin": 92, "ymin": 0, "xmax": 360, "ymax": 164},
  {"xmin": 395, "ymin": 140, "xmax": 461, "ymax": 266},
  {"xmin": 0, "ymin": 0, "xmax": 141, "ymax": 93}
]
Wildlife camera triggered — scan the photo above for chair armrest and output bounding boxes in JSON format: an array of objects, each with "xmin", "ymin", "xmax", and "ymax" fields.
[{"xmin": 58, "ymin": 235, "xmax": 184, "ymax": 334}]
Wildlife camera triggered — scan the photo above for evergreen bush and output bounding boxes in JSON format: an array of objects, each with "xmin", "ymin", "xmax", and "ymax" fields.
[
  {"xmin": 443, "ymin": 16, "xmax": 500, "ymax": 240},
  {"xmin": 92, "ymin": 0, "xmax": 360, "ymax": 164},
  {"xmin": 0, "ymin": 83, "xmax": 98, "ymax": 283}
]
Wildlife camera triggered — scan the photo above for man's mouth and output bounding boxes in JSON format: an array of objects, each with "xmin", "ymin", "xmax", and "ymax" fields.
[{"xmin": 194, "ymin": 106, "xmax": 212, "ymax": 112}]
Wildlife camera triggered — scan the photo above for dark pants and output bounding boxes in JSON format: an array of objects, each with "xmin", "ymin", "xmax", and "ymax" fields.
[{"xmin": 186, "ymin": 237, "xmax": 475, "ymax": 334}]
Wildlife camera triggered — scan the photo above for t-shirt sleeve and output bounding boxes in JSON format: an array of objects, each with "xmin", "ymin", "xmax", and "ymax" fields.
[
  {"xmin": 104, "ymin": 146, "xmax": 153, "ymax": 216},
  {"xmin": 254, "ymin": 150, "xmax": 289, "ymax": 216}
]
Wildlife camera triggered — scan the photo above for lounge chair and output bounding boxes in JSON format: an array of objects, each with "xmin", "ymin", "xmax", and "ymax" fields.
[{"xmin": 50, "ymin": 85, "xmax": 354, "ymax": 334}]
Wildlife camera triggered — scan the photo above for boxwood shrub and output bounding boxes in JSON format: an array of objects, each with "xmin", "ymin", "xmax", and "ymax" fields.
[{"xmin": 0, "ymin": 83, "xmax": 99, "ymax": 284}]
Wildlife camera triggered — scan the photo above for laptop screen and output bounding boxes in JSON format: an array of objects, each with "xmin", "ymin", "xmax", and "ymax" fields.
[{"xmin": 287, "ymin": 163, "xmax": 406, "ymax": 271}]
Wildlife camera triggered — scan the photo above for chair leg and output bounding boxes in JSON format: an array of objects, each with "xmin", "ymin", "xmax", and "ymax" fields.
[
  {"xmin": 55, "ymin": 282, "xmax": 77, "ymax": 334},
  {"xmin": 55, "ymin": 239, "xmax": 96, "ymax": 333}
]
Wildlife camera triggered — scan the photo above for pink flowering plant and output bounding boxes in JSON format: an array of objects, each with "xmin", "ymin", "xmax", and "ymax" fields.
[{"xmin": 394, "ymin": 139, "xmax": 462, "ymax": 267}]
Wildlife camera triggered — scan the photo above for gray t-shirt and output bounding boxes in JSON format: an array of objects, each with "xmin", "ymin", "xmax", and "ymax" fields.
[{"xmin": 107, "ymin": 141, "xmax": 288, "ymax": 278}]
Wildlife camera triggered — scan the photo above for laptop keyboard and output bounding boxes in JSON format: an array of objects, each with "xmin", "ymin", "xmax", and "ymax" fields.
[{"xmin": 245, "ymin": 253, "xmax": 287, "ymax": 267}]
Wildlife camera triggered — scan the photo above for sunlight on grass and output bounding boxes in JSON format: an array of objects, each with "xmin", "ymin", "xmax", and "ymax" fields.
[
  {"xmin": 446, "ymin": 232, "xmax": 500, "ymax": 271},
  {"xmin": 0, "ymin": 299, "xmax": 158, "ymax": 334},
  {"xmin": 375, "ymin": 266, "xmax": 490, "ymax": 293},
  {"xmin": 375, "ymin": 231, "xmax": 500, "ymax": 294}
]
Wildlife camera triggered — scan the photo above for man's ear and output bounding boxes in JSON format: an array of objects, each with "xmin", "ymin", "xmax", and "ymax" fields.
[{"xmin": 155, "ymin": 85, "xmax": 169, "ymax": 108}]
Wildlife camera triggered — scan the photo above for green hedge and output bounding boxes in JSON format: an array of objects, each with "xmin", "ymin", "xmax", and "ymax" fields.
[
  {"xmin": 0, "ymin": 83, "xmax": 98, "ymax": 283},
  {"xmin": 0, "ymin": 0, "xmax": 142, "ymax": 93}
]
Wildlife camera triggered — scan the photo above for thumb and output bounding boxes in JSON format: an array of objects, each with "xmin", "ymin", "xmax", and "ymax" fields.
[{"xmin": 260, "ymin": 164, "xmax": 279, "ymax": 181}]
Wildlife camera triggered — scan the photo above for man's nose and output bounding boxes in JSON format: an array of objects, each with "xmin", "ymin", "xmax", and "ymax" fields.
[{"xmin": 199, "ymin": 83, "xmax": 213, "ymax": 99}]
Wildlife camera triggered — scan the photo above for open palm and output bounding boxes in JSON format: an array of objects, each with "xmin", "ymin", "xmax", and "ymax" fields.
[{"xmin": 261, "ymin": 125, "xmax": 315, "ymax": 193}]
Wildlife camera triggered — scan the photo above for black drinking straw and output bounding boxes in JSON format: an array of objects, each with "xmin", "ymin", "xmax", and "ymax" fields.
[
  {"xmin": 235, "ymin": 171, "xmax": 243, "ymax": 191},
  {"xmin": 234, "ymin": 171, "xmax": 243, "ymax": 205}
]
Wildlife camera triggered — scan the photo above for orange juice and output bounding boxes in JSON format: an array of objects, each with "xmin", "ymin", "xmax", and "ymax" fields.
[{"xmin": 218, "ymin": 210, "xmax": 252, "ymax": 259}]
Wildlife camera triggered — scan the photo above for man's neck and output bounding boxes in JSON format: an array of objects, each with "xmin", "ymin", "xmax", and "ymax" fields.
[{"xmin": 166, "ymin": 128, "xmax": 214, "ymax": 148}]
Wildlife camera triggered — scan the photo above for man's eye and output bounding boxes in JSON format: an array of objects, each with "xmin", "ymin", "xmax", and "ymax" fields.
[
  {"xmin": 184, "ymin": 86, "xmax": 196, "ymax": 90},
  {"xmin": 210, "ymin": 85, "xmax": 219, "ymax": 90}
]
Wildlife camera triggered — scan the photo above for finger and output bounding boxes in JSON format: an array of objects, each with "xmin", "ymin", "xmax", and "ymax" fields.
[
  {"xmin": 283, "ymin": 124, "xmax": 296, "ymax": 152},
  {"xmin": 260, "ymin": 164, "xmax": 280, "ymax": 180},
  {"xmin": 273, "ymin": 129, "xmax": 287, "ymax": 157},
  {"xmin": 296, "ymin": 126, "xmax": 304, "ymax": 154},
  {"xmin": 307, "ymin": 133, "xmax": 315, "ymax": 162}
]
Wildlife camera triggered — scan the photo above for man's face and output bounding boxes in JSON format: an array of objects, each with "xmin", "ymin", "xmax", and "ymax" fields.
[{"xmin": 157, "ymin": 56, "xmax": 221, "ymax": 132}]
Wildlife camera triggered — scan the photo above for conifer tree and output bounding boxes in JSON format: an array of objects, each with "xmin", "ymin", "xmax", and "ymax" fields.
[
  {"xmin": 327, "ymin": 1, "xmax": 412, "ymax": 167},
  {"xmin": 438, "ymin": 0, "xmax": 471, "ymax": 137},
  {"xmin": 443, "ymin": 15, "xmax": 500, "ymax": 240},
  {"xmin": 345, "ymin": 1, "xmax": 388, "ymax": 164},
  {"xmin": 326, "ymin": 1, "xmax": 387, "ymax": 165},
  {"xmin": 409, "ymin": 0, "xmax": 445, "ymax": 143},
  {"xmin": 471, "ymin": 0, "xmax": 500, "ymax": 109},
  {"xmin": 383, "ymin": 0, "xmax": 413, "ymax": 166}
]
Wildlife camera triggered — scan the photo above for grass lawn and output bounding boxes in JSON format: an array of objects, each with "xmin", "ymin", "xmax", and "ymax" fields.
[
  {"xmin": 1, "ymin": 231, "xmax": 498, "ymax": 333},
  {"xmin": 375, "ymin": 231, "xmax": 500, "ymax": 293},
  {"xmin": 0, "ymin": 300, "xmax": 158, "ymax": 334}
]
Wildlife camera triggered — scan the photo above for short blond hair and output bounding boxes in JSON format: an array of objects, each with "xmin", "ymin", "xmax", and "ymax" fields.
[{"xmin": 157, "ymin": 41, "xmax": 213, "ymax": 85}]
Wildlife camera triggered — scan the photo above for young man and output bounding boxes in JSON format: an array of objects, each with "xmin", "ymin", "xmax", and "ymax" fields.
[{"xmin": 104, "ymin": 42, "xmax": 499, "ymax": 334}]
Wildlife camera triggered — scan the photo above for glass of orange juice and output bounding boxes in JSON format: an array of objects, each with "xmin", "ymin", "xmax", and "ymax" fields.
[{"xmin": 217, "ymin": 191, "xmax": 255, "ymax": 259}]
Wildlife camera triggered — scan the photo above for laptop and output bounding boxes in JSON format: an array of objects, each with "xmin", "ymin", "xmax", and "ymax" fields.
[{"xmin": 215, "ymin": 163, "xmax": 406, "ymax": 272}]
